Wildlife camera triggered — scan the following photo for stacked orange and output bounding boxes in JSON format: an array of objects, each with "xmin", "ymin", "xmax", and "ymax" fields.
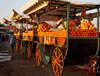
[
  {"xmin": 38, "ymin": 20, "xmax": 97, "ymax": 42},
  {"xmin": 37, "ymin": 23, "xmax": 51, "ymax": 32},
  {"xmin": 38, "ymin": 30, "xmax": 67, "ymax": 45},
  {"xmin": 22, "ymin": 32, "xmax": 30, "ymax": 41},
  {"xmin": 79, "ymin": 21, "xmax": 96, "ymax": 30},
  {"xmin": 69, "ymin": 29, "xmax": 97, "ymax": 37},
  {"xmin": 69, "ymin": 21, "xmax": 97, "ymax": 37},
  {"xmin": 38, "ymin": 30, "xmax": 67, "ymax": 37},
  {"xmin": 56, "ymin": 30, "xmax": 67, "ymax": 37}
]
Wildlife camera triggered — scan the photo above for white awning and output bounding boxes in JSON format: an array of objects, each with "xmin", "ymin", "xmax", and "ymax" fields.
[
  {"xmin": 19, "ymin": 0, "xmax": 100, "ymax": 23},
  {"xmin": 7, "ymin": 9, "xmax": 17, "ymax": 19},
  {"xmin": 20, "ymin": 0, "xmax": 49, "ymax": 15},
  {"xmin": 7, "ymin": 9, "xmax": 22, "ymax": 21},
  {"xmin": 20, "ymin": 0, "xmax": 39, "ymax": 14},
  {"xmin": 1, "ymin": 18, "xmax": 12, "ymax": 25},
  {"xmin": 1, "ymin": 18, "xmax": 6, "ymax": 24},
  {"xmin": 20, "ymin": 0, "xmax": 99, "ymax": 15}
]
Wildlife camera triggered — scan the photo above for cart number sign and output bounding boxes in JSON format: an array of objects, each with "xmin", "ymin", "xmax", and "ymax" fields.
[{"xmin": 81, "ymin": 7, "xmax": 86, "ymax": 16}]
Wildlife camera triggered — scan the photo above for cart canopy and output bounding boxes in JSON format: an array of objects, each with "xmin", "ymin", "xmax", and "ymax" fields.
[
  {"xmin": 19, "ymin": 0, "xmax": 100, "ymax": 22},
  {"xmin": 20, "ymin": 0, "xmax": 99, "ymax": 15},
  {"xmin": 1, "ymin": 18, "xmax": 12, "ymax": 25},
  {"xmin": 7, "ymin": 9, "xmax": 22, "ymax": 22}
]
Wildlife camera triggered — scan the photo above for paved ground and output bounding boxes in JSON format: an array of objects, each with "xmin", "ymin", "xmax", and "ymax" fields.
[{"xmin": 0, "ymin": 40, "xmax": 96, "ymax": 76}]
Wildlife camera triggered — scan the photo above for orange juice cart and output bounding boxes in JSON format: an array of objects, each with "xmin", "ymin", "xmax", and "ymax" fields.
[{"xmin": 20, "ymin": 0, "xmax": 100, "ymax": 76}]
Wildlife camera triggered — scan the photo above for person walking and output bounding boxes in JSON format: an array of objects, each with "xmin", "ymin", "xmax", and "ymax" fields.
[
  {"xmin": 2, "ymin": 33, "xmax": 5, "ymax": 41},
  {"xmin": 9, "ymin": 32, "xmax": 15, "ymax": 53}
]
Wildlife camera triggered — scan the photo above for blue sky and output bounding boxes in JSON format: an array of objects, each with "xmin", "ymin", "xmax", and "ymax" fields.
[
  {"xmin": 0, "ymin": 0, "xmax": 100, "ymax": 22},
  {"xmin": 0, "ymin": 0, "xmax": 29, "ymax": 22}
]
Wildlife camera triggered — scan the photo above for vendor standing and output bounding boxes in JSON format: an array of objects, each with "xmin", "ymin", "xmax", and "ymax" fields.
[
  {"xmin": 54, "ymin": 15, "xmax": 65, "ymax": 30},
  {"xmin": 9, "ymin": 32, "xmax": 15, "ymax": 53}
]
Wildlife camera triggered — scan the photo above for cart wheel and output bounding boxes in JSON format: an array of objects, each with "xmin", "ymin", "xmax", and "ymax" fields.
[
  {"xmin": 95, "ymin": 61, "xmax": 100, "ymax": 76},
  {"xmin": 20, "ymin": 42, "xmax": 23, "ymax": 54},
  {"xmin": 52, "ymin": 47, "xmax": 64, "ymax": 76},
  {"xmin": 35, "ymin": 44, "xmax": 41, "ymax": 65},
  {"xmin": 16, "ymin": 40, "xmax": 19, "ymax": 51},
  {"xmin": 85, "ymin": 61, "xmax": 93, "ymax": 73},
  {"xmin": 27, "ymin": 42, "xmax": 31, "ymax": 58}
]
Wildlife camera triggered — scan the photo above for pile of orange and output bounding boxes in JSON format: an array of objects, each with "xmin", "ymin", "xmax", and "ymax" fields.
[
  {"xmin": 37, "ymin": 23, "xmax": 51, "ymax": 32},
  {"xmin": 38, "ymin": 29, "xmax": 97, "ymax": 37},
  {"xmin": 56, "ymin": 30, "xmax": 67, "ymax": 37},
  {"xmin": 38, "ymin": 30, "xmax": 67, "ymax": 37},
  {"xmin": 79, "ymin": 21, "xmax": 96, "ymax": 30},
  {"xmin": 38, "ymin": 30, "xmax": 67, "ymax": 45},
  {"xmin": 22, "ymin": 32, "xmax": 30, "ymax": 41},
  {"xmin": 69, "ymin": 29, "xmax": 97, "ymax": 37},
  {"xmin": 69, "ymin": 20, "xmax": 97, "ymax": 37}
]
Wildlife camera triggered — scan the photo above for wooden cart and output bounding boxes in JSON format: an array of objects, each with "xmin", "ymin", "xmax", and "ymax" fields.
[{"xmin": 20, "ymin": 0, "xmax": 100, "ymax": 76}]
